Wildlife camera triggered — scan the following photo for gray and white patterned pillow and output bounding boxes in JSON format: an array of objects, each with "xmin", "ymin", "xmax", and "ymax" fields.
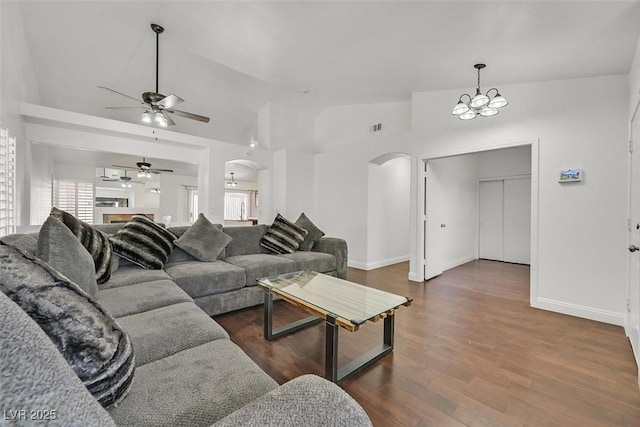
[
  {"xmin": 0, "ymin": 242, "xmax": 135, "ymax": 408},
  {"xmin": 260, "ymin": 213, "xmax": 308, "ymax": 254},
  {"xmin": 50, "ymin": 207, "xmax": 112, "ymax": 284},
  {"xmin": 109, "ymin": 215, "xmax": 176, "ymax": 269}
]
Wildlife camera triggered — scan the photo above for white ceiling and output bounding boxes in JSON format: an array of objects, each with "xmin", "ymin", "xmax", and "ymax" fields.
[{"xmin": 18, "ymin": 1, "xmax": 640, "ymax": 145}]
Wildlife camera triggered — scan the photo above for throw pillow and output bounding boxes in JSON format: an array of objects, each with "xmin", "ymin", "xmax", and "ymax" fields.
[
  {"xmin": 174, "ymin": 213, "xmax": 233, "ymax": 261},
  {"xmin": 109, "ymin": 214, "xmax": 176, "ymax": 269},
  {"xmin": 37, "ymin": 215, "xmax": 99, "ymax": 299},
  {"xmin": 0, "ymin": 242, "xmax": 135, "ymax": 408},
  {"xmin": 50, "ymin": 207, "xmax": 112, "ymax": 284},
  {"xmin": 0, "ymin": 233, "xmax": 38, "ymax": 255},
  {"xmin": 260, "ymin": 213, "xmax": 308, "ymax": 254},
  {"xmin": 294, "ymin": 213, "xmax": 325, "ymax": 251}
]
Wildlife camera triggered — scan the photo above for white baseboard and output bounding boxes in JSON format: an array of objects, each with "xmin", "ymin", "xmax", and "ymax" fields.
[
  {"xmin": 443, "ymin": 255, "xmax": 476, "ymax": 271},
  {"xmin": 532, "ymin": 297, "xmax": 625, "ymax": 326},
  {"xmin": 408, "ymin": 271, "xmax": 422, "ymax": 282},
  {"xmin": 348, "ymin": 255, "xmax": 410, "ymax": 271}
]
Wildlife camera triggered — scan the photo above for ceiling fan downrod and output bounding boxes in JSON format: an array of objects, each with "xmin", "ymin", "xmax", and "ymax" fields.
[{"xmin": 151, "ymin": 23, "xmax": 164, "ymax": 94}]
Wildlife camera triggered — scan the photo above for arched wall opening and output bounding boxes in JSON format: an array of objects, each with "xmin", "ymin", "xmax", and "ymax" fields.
[
  {"xmin": 365, "ymin": 152, "xmax": 411, "ymax": 269},
  {"xmin": 224, "ymin": 158, "xmax": 268, "ymax": 226}
]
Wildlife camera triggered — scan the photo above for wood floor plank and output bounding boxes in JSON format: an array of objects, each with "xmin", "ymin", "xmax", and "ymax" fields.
[{"xmin": 215, "ymin": 260, "xmax": 640, "ymax": 426}]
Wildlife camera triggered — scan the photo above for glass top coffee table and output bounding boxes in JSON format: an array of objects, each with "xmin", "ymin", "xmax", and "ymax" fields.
[{"xmin": 257, "ymin": 271, "xmax": 412, "ymax": 383}]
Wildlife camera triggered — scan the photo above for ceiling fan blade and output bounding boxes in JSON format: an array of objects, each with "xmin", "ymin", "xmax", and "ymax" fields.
[
  {"xmin": 169, "ymin": 109, "xmax": 210, "ymax": 123},
  {"xmin": 105, "ymin": 106, "xmax": 147, "ymax": 110},
  {"xmin": 150, "ymin": 168, "xmax": 174, "ymax": 173},
  {"xmin": 157, "ymin": 94, "xmax": 184, "ymax": 109},
  {"xmin": 98, "ymin": 86, "xmax": 144, "ymax": 104},
  {"xmin": 112, "ymin": 164, "xmax": 138, "ymax": 170},
  {"xmin": 102, "ymin": 178, "xmax": 118, "ymax": 182}
]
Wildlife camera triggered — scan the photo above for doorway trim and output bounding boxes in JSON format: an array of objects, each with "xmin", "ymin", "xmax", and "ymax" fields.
[{"xmin": 413, "ymin": 138, "xmax": 539, "ymax": 307}]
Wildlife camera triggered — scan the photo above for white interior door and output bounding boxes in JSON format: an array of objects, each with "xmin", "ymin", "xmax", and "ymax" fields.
[
  {"xmin": 504, "ymin": 178, "xmax": 531, "ymax": 264},
  {"xmin": 628, "ymin": 107, "xmax": 640, "ymax": 371},
  {"xmin": 479, "ymin": 180, "xmax": 504, "ymax": 261},
  {"xmin": 425, "ymin": 161, "xmax": 444, "ymax": 279}
]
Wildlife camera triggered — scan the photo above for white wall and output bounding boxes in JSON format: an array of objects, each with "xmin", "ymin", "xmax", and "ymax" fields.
[
  {"xmin": 428, "ymin": 153, "xmax": 478, "ymax": 271},
  {"xmin": 159, "ymin": 173, "xmax": 197, "ymax": 225},
  {"xmin": 1, "ymin": 3, "xmax": 41, "ymax": 227},
  {"xmin": 315, "ymin": 101, "xmax": 411, "ymax": 152},
  {"xmin": 366, "ymin": 156, "xmax": 410, "ymax": 269},
  {"xmin": 477, "ymin": 145, "xmax": 531, "ymax": 179},
  {"xmin": 630, "ymin": 34, "xmax": 640, "ymax": 120},
  {"xmin": 412, "ymin": 75, "xmax": 629, "ymax": 325}
]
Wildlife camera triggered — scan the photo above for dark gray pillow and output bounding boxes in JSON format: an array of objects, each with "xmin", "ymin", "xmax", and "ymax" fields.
[
  {"xmin": 294, "ymin": 213, "xmax": 325, "ymax": 251},
  {"xmin": 260, "ymin": 213, "xmax": 308, "ymax": 254},
  {"xmin": 174, "ymin": 213, "xmax": 232, "ymax": 261},
  {"xmin": 37, "ymin": 215, "xmax": 99, "ymax": 298},
  {"xmin": 50, "ymin": 207, "xmax": 112, "ymax": 284},
  {"xmin": 0, "ymin": 242, "xmax": 135, "ymax": 408},
  {"xmin": 109, "ymin": 215, "xmax": 176, "ymax": 269}
]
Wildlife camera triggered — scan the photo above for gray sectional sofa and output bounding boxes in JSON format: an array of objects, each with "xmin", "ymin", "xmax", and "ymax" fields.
[{"xmin": 0, "ymin": 222, "xmax": 370, "ymax": 426}]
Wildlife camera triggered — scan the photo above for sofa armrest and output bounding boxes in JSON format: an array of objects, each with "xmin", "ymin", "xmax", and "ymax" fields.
[
  {"xmin": 212, "ymin": 374, "xmax": 372, "ymax": 427},
  {"xmin": 311, "ymin": 237, "xmax": 348, "ymax": 279}
]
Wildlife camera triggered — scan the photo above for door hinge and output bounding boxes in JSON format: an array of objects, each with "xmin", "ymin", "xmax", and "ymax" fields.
[
  {"xmin": 630, "ymin": 140, "xmax": 634, "ymax": 153},
  {"xmin": 627, "ymin": 298, "xmax": 631, "ymax": 312}
]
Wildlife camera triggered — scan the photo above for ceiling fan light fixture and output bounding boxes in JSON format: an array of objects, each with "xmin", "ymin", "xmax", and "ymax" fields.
[
  {"xmin": 155, "ymin": 112, "xmax": 167, "ymax": 127},
  {"xmin": 141, "ymin": 111, "xmax": 152, "ymax": 124}
]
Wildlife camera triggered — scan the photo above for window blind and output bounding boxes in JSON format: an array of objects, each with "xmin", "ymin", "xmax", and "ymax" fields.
[{"xmin": 0, "ymin": 125, "xmax": 16, "ymax": 237}]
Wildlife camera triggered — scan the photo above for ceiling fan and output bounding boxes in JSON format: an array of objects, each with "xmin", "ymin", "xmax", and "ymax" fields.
[
  {"xmin": 101, "ymin": 170, "xmax": 143, "ymax": 187},
  {"xmin": 99, "ymin": 23, "xmax": 210, "ymax": 127},
  {"xmin": 112, "ymin": 157, "xmax": 174, "ymax": 178}
]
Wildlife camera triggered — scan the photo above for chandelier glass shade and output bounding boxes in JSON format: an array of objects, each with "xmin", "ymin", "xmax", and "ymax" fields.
[{"xmin": 452, "ymin": 64, "xmax": 508, "ymax": 120}]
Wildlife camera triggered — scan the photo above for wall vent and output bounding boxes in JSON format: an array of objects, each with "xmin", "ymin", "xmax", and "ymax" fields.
[{"xmin": 370, "ymin": 123, "xmax": 382, "ymax": 132}]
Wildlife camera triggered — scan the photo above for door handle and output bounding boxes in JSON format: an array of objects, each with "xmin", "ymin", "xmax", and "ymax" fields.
[{"xmin": 630, "ymin": 245, "xmax": 640, "ymax": 253}]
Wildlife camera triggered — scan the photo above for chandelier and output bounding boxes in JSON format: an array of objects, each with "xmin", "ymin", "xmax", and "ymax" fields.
[
  {"xmin": 226, "ymin": 172, "xmax": 238, "ymax": 187},
  {"xmin": 452, "ymin": 64, "xmax": 508, "ymax": 120}
]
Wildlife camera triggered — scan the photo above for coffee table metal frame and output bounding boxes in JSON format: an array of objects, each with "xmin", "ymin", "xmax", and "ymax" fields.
[{"xmin": 260, "ymin": 272, "xmax": 411, "ymax": 384}]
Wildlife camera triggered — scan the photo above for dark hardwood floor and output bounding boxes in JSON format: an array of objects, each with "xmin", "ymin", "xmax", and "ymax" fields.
[{"xmin": 215, "ymin": 260, "xmax": 640, "ymax": 426}]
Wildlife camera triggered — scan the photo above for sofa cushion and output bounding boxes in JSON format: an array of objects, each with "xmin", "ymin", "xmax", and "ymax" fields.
[
  {"xmin": 109, "ymin": 215, "xmax": 176, "ymax": 269},
  {"xmin": 116, "ymin": 302, "xmax": 229, "ymax": 366},
  {"xmin": 280, "ymin": 251, "xmax": 336, "ymax": 273},
  {"xmin": 97, "ymin": 279, "xmax": 193, "ymax": 318},
  {"xmin": 169, "ymin": 224, "xmax": 226, "ymax": 260},
  {"xmin": 295, "ymin": 212, "xmax": 326, "ymax": 251},
  {"xmin": 0, "ymin": 243, "xmax": 134, "ymax": 408},
  {"xmin": 0, "ymin": 232, "xmax": 38, "ymax": 255},
  {"xmin": 260, "ymin": 213, "xmax": 307, "ymax": 254},
  {"xmin": 36, "ymin": 215, "xmax": 99, "ymax": 298},
  {"xmin": 213, "ymin": 374, "xmax": 372, "ymax": 427},
  {"xmin": 100, "ymin": 265, "xmax": 172, "ymax": 289},
  {"xmin": 108, "ymin": 339, "xmax": 279, "ymax": 427},
  {"xmin": 50, "ymin": 207, "xmax": 112, "ymax": 284},
  {"xmin": 0, "ymin": 292, "xmax": 116, "ymax": 426},
  {"xmin": 225, "ymin": 254, "xmax": 296, "ymax": 287},
  {"xmin": 164, "ymin": 260, "xmax": 246, "ymax": 298},
  {"xmin": 223, "ymin": 224, "xmax": 270, "ymax": 257},
  {"xmin": 174, "ymin": 214, "xmax": 233, "ymax": 262}
]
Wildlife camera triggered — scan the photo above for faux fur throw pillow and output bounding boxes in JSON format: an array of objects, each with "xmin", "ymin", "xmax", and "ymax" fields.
[
  {"xmin": 50, "ymin": 207, "xmax": 112, "ymax": 284},
  {"xmin": 0, "ymin": 242, "xmax": 135, "ymax": 408},
  {"xmin": 109, "ymin": 215, "xmax": 176, "ymax": 269},
  {"xmin": 260, "ymin": 213, "xmax": 308, "ymax": 254}
]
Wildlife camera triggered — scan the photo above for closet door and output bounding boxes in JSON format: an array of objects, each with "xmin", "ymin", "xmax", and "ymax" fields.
[
  {"xmin": 479, "ymin": 180, "xmax": 504, "ymax": 261},
  {"xmin": 504, "ymin": 178, "xmax": 531, "ymax": 264}
]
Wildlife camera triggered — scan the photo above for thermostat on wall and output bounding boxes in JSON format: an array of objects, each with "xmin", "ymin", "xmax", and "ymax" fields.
[{"xmin": 559, "ymin": 169, "xmax": 582, "ymax": 183}]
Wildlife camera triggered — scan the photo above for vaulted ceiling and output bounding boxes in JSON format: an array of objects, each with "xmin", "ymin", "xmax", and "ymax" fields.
[{"xmin": 17, "ymin": 1, "xmax": 640, "ymax": 145}]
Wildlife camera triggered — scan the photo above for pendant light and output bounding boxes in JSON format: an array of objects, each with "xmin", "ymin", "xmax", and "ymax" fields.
[{"xmin": 452, "ymin": 64, "xmax": 508, "ymax": 120}]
